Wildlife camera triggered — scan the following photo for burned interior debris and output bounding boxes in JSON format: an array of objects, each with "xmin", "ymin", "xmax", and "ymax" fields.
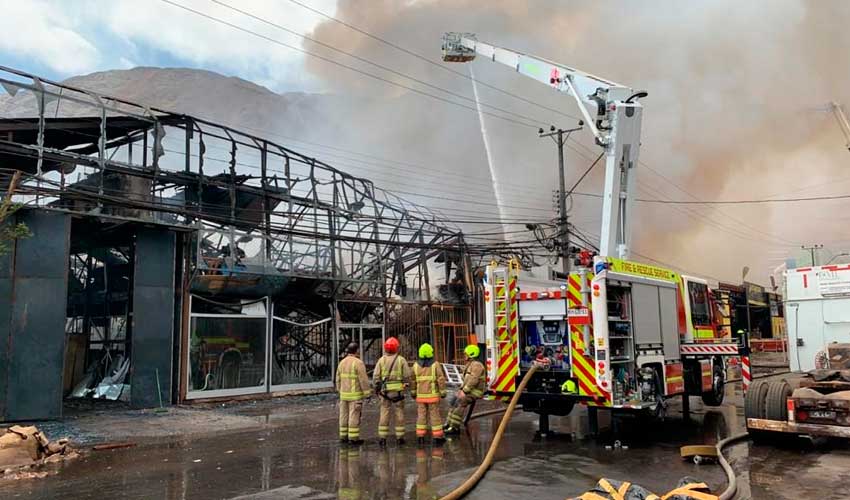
[{"xmin": 0, "ymin": 66, "xmax": 474, "ymax": 420}]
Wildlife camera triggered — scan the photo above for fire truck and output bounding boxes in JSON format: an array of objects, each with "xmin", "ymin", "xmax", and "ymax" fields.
[
  {"xmin": 482, "ymin": 258, "xmax": 745, "ymax": 422},
  {"xmin": 442, "ymin": 33, "xmax": 749, "ymax": 424}
]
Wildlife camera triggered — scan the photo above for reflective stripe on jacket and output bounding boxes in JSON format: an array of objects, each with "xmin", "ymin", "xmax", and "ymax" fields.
[
  {"xmin": 336, "ymin": 355, "xmax": 370, "ymax": 401},
  {"xmin": 373, "ymin": 354, "xmax": 410, "ymax": 392},
  {"xmin": 413, "ymin": 361, "xmax": 446, "ymax": 403},
  {"xmin": 461, "ymin": 360, "xmax": 486, "ymax": 398}
]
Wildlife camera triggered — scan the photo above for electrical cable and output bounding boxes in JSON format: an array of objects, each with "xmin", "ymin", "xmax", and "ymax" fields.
[
  {"xmin": 566, "ymin": 152, "xmax": 604, "ymax": 196},
  {"xmin": 280, "ymin": 0, "xmax": 582, "ymax": 123},
  {"xmin": 159, "ymin": 0, "xmax": 541, "ymax": 130},
  {"xmin": 636, "ymin": 192, "xmax": 850, "ymax": 205},
  {"xmin": 563, "ymin": 137, "xmax": 804, "ymax": 247},
  {"xmin": 209, "ymin": 0, "xmax": 552, "ymax": 128},
  {"xmin": 637, "ymin": 162, "xmax": 802, "ymax": 246}
]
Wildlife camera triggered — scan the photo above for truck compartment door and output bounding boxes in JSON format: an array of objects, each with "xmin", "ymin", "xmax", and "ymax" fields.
[
  {"xmin": 632, "ymin": 283, "xmax": 662, "ymax": 345},
  {"xmin": 659, "ymin": 286, "xmax": 681, "ymax": 360}
]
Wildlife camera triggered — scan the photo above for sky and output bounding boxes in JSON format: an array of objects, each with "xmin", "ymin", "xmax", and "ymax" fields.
[{"xmin": 0, "ymin": 0, "xmax": 336, "ymax": 91}]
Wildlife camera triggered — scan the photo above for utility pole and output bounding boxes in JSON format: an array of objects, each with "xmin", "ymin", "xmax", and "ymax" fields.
[
  {"xmin": 539, "ymin": 123, "xmax": 582, "ymax": 275},
  {"xmin": 802, "ymin": 244, "xmax": 824, "ymax": 266}
]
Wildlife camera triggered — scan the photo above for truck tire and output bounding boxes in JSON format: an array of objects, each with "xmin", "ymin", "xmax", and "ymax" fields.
[
  {"xmin": 745, "ymin": 380, "xmax": 773, "ymax": 443},
  {"xmin": 744, "ymin": 380, "xmax": 769, "ymax": 419},
  {"xmin": 701, "ymin": 361, "xmax": 725, "ymax": 406},
  {"xmin": 765, "ymin": 380, "xmax": 792, "ymax": 421}
]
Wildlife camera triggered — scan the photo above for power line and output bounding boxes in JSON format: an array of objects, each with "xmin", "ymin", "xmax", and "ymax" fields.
[
  {"xmin": 634, "ymin": 160, "xmax": 802, "ymax": 246},
  {"xmin": 209, "ymin": 0, "xmax": 554, "ymax": 128},
  {"xmin": 634, "ymin": 180, "xmax": 796, "ymax": 248},
  {"xmin": 159, "ymin": 0, "xmax": 540, "ymax": 130},
  {"xmin": 636, "ymin": 192, "xmax": 850, "ymax": 205},
  {"xmin": 561, "ymin": 138, "xmax": 803, "ymax": 247},
  {"xmin": 566, "ymin": 152, "xmax": 604, "ymax": 196},
  {"xmin": 279, "ymin": 0, "xmax": 582, "ymax": 123}
]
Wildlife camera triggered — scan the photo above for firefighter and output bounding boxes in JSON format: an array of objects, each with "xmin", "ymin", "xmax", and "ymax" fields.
[
  {"xmin": 444, "ymin": 344, "xmax": 486, "ymax": 434},
  {"xmin": 411, "ymin": 342, "xmax": 446, "ymax": 444},
  {"xmin": 336, "ymin": 342, "xmax": 371, "ymax": 445},
  {"xmin": 373, "ymin": 336, "xmax": 411, "ymax": 446}
]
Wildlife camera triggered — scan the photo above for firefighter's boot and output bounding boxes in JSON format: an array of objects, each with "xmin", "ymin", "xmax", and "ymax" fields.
[
  {"xmin": 396, "ymin": 437, "xmax": 405, "ymax": 445},
  {"xmin": 378, "ymin": 438, "xmax": 387, "ymax": 447}
]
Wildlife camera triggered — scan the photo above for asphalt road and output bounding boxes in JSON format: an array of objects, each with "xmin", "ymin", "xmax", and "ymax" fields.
[{"xmin": 1, "ymin": 386, "xmax": 849, "ymax": 499}]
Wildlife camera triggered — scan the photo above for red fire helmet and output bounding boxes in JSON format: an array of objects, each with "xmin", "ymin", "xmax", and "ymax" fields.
[{"xmin": 384, "ymin": 336, "xmax": 400, "ymax": 353}]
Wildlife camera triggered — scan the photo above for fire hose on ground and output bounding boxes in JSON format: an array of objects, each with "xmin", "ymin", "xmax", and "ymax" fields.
[
  {"xmin": 439, "ymin": 363, "xmax": 750, "ymax": 500},
  {"xmin": 438, "ymin": 363, "xmax": 540, "ymax": 500},
  {"xmin": 716, "ymin": 432, "xmax": 748, "ymax": 500}
]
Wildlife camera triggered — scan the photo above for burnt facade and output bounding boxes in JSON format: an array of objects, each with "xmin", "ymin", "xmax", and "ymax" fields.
[{"xmin": 0, "ymin": 67, "xmax": 472, "ymax": 420}]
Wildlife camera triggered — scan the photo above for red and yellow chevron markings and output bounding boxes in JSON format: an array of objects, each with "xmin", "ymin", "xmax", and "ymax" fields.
[
  {"xmin": 493, "ymin": 274, "xmax": 519, "ymax": 393},
  {"xmin": 568, "ymin": 273, "xmax": 611, "ymax": 406}
]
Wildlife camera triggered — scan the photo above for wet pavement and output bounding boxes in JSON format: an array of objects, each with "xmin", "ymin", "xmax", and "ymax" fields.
[{"xmin": 2, "ymin": 385, "xmax": 850, "ymax": 499}]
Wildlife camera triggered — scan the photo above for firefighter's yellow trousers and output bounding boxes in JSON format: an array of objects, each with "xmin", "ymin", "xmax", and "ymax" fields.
[
  {"xmin": 378, "ymin": 398, "xmax": 405, "ymax": 438},
  {"xmin": 446, "ymin": 395, "xmax": 477, "ymax": 428},
  {"xmin": 416, "ymin": 402, "xmax": 444, "ymax": 438},
  {"xmin": 339, "ymin": 400, "xmax": 364, "ymax": 440}
]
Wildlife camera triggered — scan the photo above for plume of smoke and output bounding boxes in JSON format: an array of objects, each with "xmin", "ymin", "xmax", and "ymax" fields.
[{"xmin": 300, "ymin": 0, "xmax": 850, "ymax": 282}]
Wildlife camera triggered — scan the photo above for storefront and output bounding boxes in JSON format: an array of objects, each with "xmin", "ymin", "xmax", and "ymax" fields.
[{"xmin": 186, "ymin": 295, "xmax": 335, "ymax": 400}]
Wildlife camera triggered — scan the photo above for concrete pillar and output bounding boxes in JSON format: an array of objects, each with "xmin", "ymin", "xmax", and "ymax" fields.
[{"xmin": 130, "ymin": 227, "xmax": 176, "ymax": 408}]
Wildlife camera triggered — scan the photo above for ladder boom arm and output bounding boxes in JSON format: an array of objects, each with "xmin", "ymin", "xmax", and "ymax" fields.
[
  {"xmin": 442, "ymin": 32, "xmax": 645, "ymax": 260},
  {"xmin": 443, "ymin": 32, "xmax": 635, "ymax": 144}
]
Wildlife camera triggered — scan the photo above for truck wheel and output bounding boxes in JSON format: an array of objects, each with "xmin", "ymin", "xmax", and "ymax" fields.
[
  {"xmin": 744, "ymin": 380, "xmax": 773, "ymax": 443},
  {"xmin": 744, "ymin": 380, "xmax": 769, "ymax": 419},
  {"xmin": 765, "ymin": 380, "xmax": 792, "ymax": 421},
  {"xmin": 701, "ymin": 362, "xmax": 725, "ymax": 406}
]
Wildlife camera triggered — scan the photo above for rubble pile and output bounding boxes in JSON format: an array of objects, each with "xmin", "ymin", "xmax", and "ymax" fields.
[{"xmin": 0, "ymin": 425, "xmax": 77, "ymax": 475}]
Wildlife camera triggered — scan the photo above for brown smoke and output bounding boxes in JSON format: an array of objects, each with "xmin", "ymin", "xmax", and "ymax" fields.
[{"xmin": 300, "ymin": 0, "xmax": 850, "ymax": 283}]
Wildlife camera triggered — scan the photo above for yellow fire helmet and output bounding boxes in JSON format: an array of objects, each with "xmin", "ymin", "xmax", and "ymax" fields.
[
  {"xmin": 464, "ymin": 344, "xmax": 480, "ymax": 359},
  {"xmin": 418, "ymin": 343, "xmax": 434, "ymax": 359}
]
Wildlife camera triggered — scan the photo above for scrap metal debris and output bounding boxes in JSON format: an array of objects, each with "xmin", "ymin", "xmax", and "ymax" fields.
[{"xmin": 0, "ymin": 426, "xmax": 77, "ymax": 476}]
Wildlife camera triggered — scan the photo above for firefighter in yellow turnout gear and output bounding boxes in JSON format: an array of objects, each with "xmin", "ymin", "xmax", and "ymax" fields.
[
  {"xmin": 373, "ymin": 336, "xmax": 411, "ymax": 446},
  {"xmin": 444, "ymin": 344, "xmax": 486, "ymax": 434},
  {"xmin": 412, "ymin": 343, "xmax": 446, "ymax": 444},
  {"xmin": 336, "ymin": 342, "xmax": 371, "ymax": 445}
]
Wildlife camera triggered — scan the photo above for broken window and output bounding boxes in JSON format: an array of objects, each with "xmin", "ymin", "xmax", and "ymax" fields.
[{"xmin": 188, "ymin": 295, "xmax": 268, "ymax": 396}]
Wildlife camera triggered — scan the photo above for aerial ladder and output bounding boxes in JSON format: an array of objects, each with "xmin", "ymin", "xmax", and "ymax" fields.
[{"xmin": 442, "ymin": 32, "xmax": 647, "ymax": 259}]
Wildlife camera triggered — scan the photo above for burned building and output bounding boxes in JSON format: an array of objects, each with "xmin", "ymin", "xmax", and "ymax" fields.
[{"xmin": 0, "ymin": 67, "xmax": 473, "ymax": 421}]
